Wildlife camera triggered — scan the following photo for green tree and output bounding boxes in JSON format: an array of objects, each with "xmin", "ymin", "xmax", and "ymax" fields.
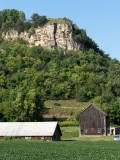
[
  {"xmin": 31, "ymin": 13, "xmax": 47, "ymax": 27},
  {"xmin": 0, "ymin": 9, "xmax": 25, "ymax": 31}
]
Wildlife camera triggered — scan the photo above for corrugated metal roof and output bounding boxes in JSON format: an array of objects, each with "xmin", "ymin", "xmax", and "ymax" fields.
[{"xmin": 0, "ymin": 122, "xmax": 58, "ymax": 136}]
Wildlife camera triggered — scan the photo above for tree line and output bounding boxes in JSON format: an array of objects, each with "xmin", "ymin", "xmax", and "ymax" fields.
[{"xmin": 0, "ymin": 9, "xmax": 47, "ymax": 32}]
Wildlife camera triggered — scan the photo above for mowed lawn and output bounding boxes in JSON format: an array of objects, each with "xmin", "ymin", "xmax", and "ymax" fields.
[{"xmin": 0, "ymin": 140, "xmax": 120, "ymax": 160}]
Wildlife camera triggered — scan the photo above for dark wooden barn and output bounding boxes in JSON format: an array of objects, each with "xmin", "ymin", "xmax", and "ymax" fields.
[{"xmin": 79, "ymin": 104, "xmax": 110, "ymax": 136}]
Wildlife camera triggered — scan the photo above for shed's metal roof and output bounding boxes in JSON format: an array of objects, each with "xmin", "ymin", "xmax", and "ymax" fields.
[{"xmin": 0, "ymin": 122, "xmax": 59, "ymax": 136}]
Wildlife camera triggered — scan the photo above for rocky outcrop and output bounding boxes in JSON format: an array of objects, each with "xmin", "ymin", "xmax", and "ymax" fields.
[{"xmin": 2, "ymin": 23, "xmax": 84, "ymax": 51}]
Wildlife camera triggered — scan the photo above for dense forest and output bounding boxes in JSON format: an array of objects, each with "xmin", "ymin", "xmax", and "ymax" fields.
[{"xmin": 0, "ymin": 9, "xmax": 120, "ymax": 124}]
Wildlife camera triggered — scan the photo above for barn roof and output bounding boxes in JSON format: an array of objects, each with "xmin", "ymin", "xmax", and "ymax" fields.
[
  {"xmin": 79, "ymin": 104, "xmax": 108, "ymax": 116},
  {"xmin": 0, "ymin": 122, "xmax": 61, "ymax": 137}
]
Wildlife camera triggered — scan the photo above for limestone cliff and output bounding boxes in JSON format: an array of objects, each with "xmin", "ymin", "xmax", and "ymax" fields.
[{"xmin": 2, "ymin": 23, "xmax": 84, "ymax": 51}]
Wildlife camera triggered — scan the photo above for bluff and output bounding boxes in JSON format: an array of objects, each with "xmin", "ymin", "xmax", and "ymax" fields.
[
  {"xmin": 0, "ymin": 9, "xmax": 99, "ymax": 52},
  {"xmin": 2, "ymin": 22, "xmax": 84, "ymax": 51}
]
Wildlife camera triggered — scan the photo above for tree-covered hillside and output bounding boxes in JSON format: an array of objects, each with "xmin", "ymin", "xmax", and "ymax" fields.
[
  {"xmin": 0, "ymin": 9, "xmax": 120, "ymax": 124},
  {"xmin": 0, "ymin": 39, "xmax": 120, "ymax": 124}
]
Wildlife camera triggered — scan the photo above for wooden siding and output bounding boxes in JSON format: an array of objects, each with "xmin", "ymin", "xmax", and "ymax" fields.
[
  {"xmin": 0, "ymin": 136, "xmax": 3, "ymax": 140},
  {"xmin": 31, "ymin": 136, "xmax": 52, "ymax": 141},
  {"xmin": 0, "ymin": 136, "xmax": 54, "ymax": 141},
  {"xmin": 79, "ymin": 105, "xmax": 110, "ymax": 136}
]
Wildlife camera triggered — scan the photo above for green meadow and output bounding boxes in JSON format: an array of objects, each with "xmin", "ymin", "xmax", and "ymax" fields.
[{"xmin": 0, "ymin": 139, "xmax": 120, "ymax": 160}]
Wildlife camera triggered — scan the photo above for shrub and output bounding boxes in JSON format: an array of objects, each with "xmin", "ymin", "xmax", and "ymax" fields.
[
  {"xmin": 31, "ymin": 13, "xmax": 48, "ymax": 27},
  {"xmin": 54, "ymin": 102, "xmax": 61, "ymax": 106},
  {"xmin": 59, "ymin": 120, "xmax": 78, "ymax": 127},
  {"xmin": 4, "ymin": 136, "xmax": 17, "ymax": 140}
]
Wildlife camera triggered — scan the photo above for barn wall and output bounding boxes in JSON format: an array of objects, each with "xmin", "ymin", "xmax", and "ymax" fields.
[
  {"xmin": 52, "ymin": 125, "xmax": 61, "ymax": 141},
  {"xmin": 0, "ymin": 136, "xmax": 53, "ymax": 141},
  {"xmin": 79, "ymin": 105, "xmax": 109, "ymax": 136},
  {"xmin": 31, "ymin": 136, "xmax": 52, "ymax": 141}
]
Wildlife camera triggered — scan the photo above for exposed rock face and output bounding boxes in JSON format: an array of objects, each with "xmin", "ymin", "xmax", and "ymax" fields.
[{"xmin": 2, "ymin": 23, "xmax": 84, "ymax": 51}]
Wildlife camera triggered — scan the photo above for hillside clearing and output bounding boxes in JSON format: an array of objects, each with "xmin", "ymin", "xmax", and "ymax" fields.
[{"xmin": 44, "ymin": 100, "xmax": 90, "ymax": 119}]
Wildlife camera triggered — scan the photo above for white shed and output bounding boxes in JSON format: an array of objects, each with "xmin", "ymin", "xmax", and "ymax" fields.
[{"xmin": 0, "ymin": 122, "xmax": 62, "ymax": 141}]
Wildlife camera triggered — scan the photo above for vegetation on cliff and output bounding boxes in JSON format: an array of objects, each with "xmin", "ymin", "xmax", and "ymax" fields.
[{"xmin": 0, "ymin": 9, "xmax": 47, "ymax": 32}]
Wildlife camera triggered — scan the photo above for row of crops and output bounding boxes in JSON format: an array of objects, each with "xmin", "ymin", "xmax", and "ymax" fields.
[{"xmin": 0, "ymin": 140, "xmax": 120, "ymax": 160}]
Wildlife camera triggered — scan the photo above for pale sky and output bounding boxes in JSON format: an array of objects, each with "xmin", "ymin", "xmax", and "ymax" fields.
[{"xmin": 0, "ymin": 0, "xmax": 120, "ymax": 60}]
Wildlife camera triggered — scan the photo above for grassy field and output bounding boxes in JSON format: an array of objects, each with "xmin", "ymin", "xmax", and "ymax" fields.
[
  {"xmin": 61, "ymin": 126, "xmax": 79, "ymax": 139},
  {"xmin": 0, "ymin": 140, "xmax": 120, "ymax": 160},
  {"xmin": 61, "ymin": 126, "xmax": 114, "ymax": 141}
]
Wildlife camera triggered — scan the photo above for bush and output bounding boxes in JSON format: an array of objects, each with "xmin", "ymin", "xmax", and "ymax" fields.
[
  {"xmin": 59, "ymin": 120, "xmax": 78, "ymax": 127},
  {"xmin": 31, "ymin": 13, "xmax": 48, "ymax": 27},
  {"xmin": 54, "ymin": 102, "xmax": 61, "ymax": 106},
  {"xmin": 4, "ymin": 136, "xmax": 17, "ymax": 140}
]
